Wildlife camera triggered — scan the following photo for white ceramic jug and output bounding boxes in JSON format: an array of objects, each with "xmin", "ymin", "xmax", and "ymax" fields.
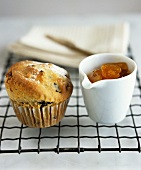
[{"xmin": 79, "ymin": 53, "xmax": 137, "ymax": 124}]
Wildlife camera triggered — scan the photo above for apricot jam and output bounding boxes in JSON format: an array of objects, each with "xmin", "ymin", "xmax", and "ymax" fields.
[{"xmin": 88, "ymin": 62, "xmax": 130, "ymax": 83}]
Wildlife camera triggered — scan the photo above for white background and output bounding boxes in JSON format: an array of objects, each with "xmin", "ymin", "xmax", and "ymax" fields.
[{"xmin": 0, "ymin": 0, "xmax": 141, "ymax": 17}]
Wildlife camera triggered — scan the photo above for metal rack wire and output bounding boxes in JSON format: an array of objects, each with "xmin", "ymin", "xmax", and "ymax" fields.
[{"xmin": 0, "ymin": 47, "xmax": 141, "ymax": 154}]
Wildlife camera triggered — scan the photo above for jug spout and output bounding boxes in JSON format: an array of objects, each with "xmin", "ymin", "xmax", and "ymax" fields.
[
  {"xmin": 82, "ymin": 75, "xmax": 106, "ymax": 89},
  {"xmin": 82, "ymin": 75, "xmax": 93, "ymax": 89}
]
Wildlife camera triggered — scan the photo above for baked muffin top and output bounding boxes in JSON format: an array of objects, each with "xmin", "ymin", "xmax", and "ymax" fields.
[{"xmin": 5, "ymin": 60, "xmax": 73, "ymax": 106}]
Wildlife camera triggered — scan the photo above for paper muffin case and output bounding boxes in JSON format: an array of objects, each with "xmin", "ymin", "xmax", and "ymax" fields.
[{"xmin": 11, "ymin": 98, "xmax": 69, "ymax": 128}]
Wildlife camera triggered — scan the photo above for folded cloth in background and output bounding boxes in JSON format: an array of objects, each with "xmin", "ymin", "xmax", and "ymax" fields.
[
  {"xmin": 8, "ymin": 22, "xmax": 130, "ymax": 68},
  {"xmin": 8, "ymin": 42, "xmax": 85, "ymax": 68}
]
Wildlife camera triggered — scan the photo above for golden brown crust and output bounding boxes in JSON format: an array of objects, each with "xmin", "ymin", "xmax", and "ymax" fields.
[{"xmin": 5, "ymin": 60, "xmax": 73, "ymax": 106}]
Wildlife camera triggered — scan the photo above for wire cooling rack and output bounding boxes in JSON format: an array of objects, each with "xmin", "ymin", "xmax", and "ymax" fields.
[{"xmin": 0, "ymin": 47, "xmax": 141, "ymax": 154}]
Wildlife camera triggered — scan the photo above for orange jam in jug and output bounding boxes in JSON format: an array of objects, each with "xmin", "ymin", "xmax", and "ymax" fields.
[{"xmin": 88, "ymin": 62, "xmax": 130, "ymax": 83}]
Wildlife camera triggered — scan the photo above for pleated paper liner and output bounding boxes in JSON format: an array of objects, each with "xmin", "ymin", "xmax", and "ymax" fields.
[{"xmin": 11, "ymin": 99, "xmax": 69, "ymax": 128}]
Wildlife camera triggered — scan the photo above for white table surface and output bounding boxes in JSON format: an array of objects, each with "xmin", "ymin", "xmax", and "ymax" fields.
[{"xmin": 0, "ymin": 14, "xmax": 141, "ymax": 170}]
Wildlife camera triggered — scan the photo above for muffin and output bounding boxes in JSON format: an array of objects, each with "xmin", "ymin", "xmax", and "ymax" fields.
[{"xmin": 5, "ymin": 60, "xmax": 73, "ymax": 128}]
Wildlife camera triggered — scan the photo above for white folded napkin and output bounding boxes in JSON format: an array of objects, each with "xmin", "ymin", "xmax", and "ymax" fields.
[
  {"xmin": 8, "ymin": 42, "xmax": 85, "ymax": 68},
  {"xmin": 8, "ymin": 22, "xmax": 130, "ymax": 68}
]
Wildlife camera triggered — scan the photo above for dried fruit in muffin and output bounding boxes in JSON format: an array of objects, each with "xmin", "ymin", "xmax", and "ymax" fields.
[{"xmin": 5, "ymin": 60, "xmax": 73, "ymax": 128}]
